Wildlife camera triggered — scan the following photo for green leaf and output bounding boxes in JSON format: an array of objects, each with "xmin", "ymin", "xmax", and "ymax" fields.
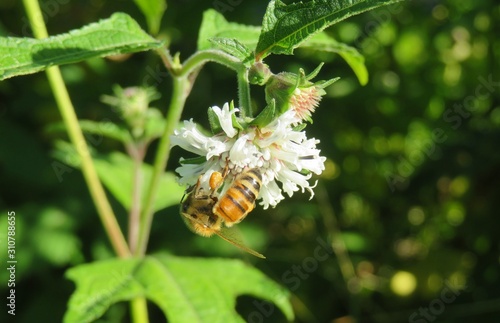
[
  {"xmin": 144, "ymin": 108, "xmax": 167, "ymax": 141},
  {"xmin": 0, "ymin": 13, "xmax": 163, "ymax": 80},
  {"xmin": 250, "ymin": 100, "xmax": 276, "ymax": 128},
  {"xmin": 48, "ymin": 110, "xmax": 165, "ymax": 145},
  {"xmin": 255, "ymin": 0, "xmax": 405, "ymax": 59},
  {"xmin": 96, "ymin": 152, "xmax": 183, "ymax": 212},
  {"xmin": 52, "ymin": 146, "xmax": 183, "ymax": 212},
  {"xmin": 65, "ymin": 254, "xmax": 293, "ymax": 323},
  {"xmin": 229, "ymin": 101, "xmax": 244, "ymax": 131},
  {"xmin": 47, "ymin": 120, "xmax": 132, "ymax": 144},
  {"xmin": 133, "ymin": 0, "xmax": 167, "ymax": 35},
  {"xmin": 179, "ymin": 156, "xmax": 207, "ymax": 165},
  {"xmin": 208, "ymin": 106, "xmax": 223, "ymax": 135},
  {"xmin": 197, "ymin": 9, "xmax": 261, "ymax": 53},
  {"xmin": 209, "ymin": 37, "xmax": 254, "ymax": 64},
  {"xmin": 299, "ymin": 32, "xmax": 368, "ymax": 85}
]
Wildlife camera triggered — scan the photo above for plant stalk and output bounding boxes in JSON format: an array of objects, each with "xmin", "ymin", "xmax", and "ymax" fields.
[
  {"xmin": 135, "ymin": 75, "xmax": 190, "ymax": 256},
  {"xmin": 23, "ymin": 0, "xmax": 130, "ymax": 258},
  {"xmin": 127, "ymin": 143, "xmax": 146, "ymax": 254},
  {"xmin": 237, "ymin": 68, "xmax": 252, "ymax": 118},
  {"xmin": 130, "ymin": 297, "xmax": 149, "ymax": 323},
  {"xmin": 178, "ymin": 49, "xmax": 252, "ymax": 116}
]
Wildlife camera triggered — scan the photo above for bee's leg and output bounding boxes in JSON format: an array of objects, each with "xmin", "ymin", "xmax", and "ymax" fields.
[
  {"xmin": 192, "ymin": 175, "xmax": 206, "ymax": 199},
  {"xmin": 181, "ymin": 180, "xmax": 197, "ymax": 202},
  {"xmin": 221, "ymin": 162, "xmax": 230, "ymax": 178}
]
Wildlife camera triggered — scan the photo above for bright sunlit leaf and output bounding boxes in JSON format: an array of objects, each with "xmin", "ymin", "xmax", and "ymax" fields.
[
  {"xmin": 0, "ymin": 13, "xmax": 163, "ymax": 80},
  {"xmin": 256, "ymin": 0, "xmax": 406, "ymax": 59}
]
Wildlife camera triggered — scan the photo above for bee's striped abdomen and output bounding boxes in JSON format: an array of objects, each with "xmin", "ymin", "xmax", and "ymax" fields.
[{"xmin": 213, "ymin": 168, "xmax": 262, "ymax": 226}]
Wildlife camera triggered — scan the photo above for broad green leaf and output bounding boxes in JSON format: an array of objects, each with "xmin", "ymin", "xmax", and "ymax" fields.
[
  {"xmin": 299, "ymin": 32, "xmax": 368, "ymax": 85},
  {"xmin": 197, "ymin": 9, "xmax": 261, "ymax": 52},
  {"xmin": 133, "ymin": 0, "xmax": 167, "ymax": 35},
  {"xmin": 65, "ymin": 254, "xmax": 293, "ymax": 323},
  {"xmin": 52, "ymin": 145, "xmax": 183, "ymax": 212},
  {"xmin": 0, "ymin": 13, "xmax": 163, "ymax": 80},
  {"xmin": 255, "ymin": 0, "xmax": 405, "ymax": 59}
]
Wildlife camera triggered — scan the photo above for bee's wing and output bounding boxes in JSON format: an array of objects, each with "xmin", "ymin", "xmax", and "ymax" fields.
[
  {"xmin": 180, "ymin": 205, "xmax": 265, "ymax": 259},
  {"xmin": 215, "ymin": 226, "xmax": 266, "ymax": 259}
]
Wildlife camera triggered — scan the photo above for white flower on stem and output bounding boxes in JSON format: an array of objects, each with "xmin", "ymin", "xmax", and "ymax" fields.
[{"xmin": 171, "ymin": 102, "xmax": 326, "ymax": 209}]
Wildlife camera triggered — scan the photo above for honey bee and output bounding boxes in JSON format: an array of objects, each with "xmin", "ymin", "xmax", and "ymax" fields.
[
  {"xmin": 180, "ymin": 169, "xmax": 265, "ymax": 258},
  {"xmin": 213, "ymin": 168, "xmax": 262, "ymax": 227}
]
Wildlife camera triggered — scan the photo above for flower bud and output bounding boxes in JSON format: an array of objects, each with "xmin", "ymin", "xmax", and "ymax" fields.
[
  {"xmin": 248, "ymin": 61, "xmax": 272, "ymax": 85},
  {"xmin": 101, "ymin": 86, "xmax": 160, "ymax": 138},
  {"xmin": 264, "ymin": 64, "xmax": 338, "ymax": 123}
]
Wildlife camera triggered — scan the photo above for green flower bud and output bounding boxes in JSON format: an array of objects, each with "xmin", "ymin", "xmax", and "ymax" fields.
[
  {"xmin": 264, "ymin": 64, "xmax": 338, "ymax": 123},
  {"xmin": 248, "ymin": 61, "xmax": 272, "ymax": 85},
  {"xmin": 101, "ymin": 85, "xmax": 160, "ymax": 138}
]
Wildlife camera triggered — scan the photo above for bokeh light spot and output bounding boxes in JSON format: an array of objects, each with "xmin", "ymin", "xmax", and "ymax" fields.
[
  {"xmin": 408, "ymin": 206, "xmax": 425, "ymax": 225},
  {"xmin": 390, "ymin": 271, "xmax": 417, "ymax": 296}
]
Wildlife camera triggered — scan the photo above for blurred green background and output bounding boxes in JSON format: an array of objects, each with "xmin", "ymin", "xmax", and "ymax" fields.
[{"xmin": 1, "ymin": 0, "xmax": 499, "ymax": 322}]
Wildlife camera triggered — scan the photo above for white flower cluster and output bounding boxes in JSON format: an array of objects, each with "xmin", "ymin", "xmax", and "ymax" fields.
[{"xmin": 171, "ymin": 103, "xmax": 326, "ymax": 209}]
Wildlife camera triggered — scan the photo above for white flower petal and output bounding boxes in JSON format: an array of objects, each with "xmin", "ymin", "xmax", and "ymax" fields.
[
  {"xmin": 170, "ymin": 119, "xmax": 211, "ymax": 156},
  {"xmin": 211, "ymin": 103, "xmax": 238, "ymax": 138},
  {"xmin": 276, "ymin": 167, "xmax": 312, "ymax": 197},
  {"xmin": 229, "ymin": 134, "xmax": 261, "ymax": 168},
  {"xmin": 259, "ymin": 179, "xmax": 284, "ymax": 209}
]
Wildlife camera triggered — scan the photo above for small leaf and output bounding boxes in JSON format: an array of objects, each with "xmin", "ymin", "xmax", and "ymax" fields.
[
  {"xmin": 198, "ymin": 9, "xmax": 261, "ymax": 52},
  {"xmin": 64, "ymin": 254, "xmax": 293, "ymax": 323},
  {"xmin": 250, "ymin": 100, "xmax": 276, "ymax": 128},
  {"xmin": 230, "ymin": 101, "xmax": 244, "ymax": 131},
  {"xmin": 48, "ymin": 110, "xmax": 165, "ymax": 145},
  {"xmin": 133, "ymin": 0, "xmax": 167, "ymax": 35},
  {"xmin": 0, "ymin": 13, "xmax": 163, "ymax": 80},
  {"xmin": 299, "ymin": 32, "xmax": 368, "ymax": 85},
  {"xmin": 256, "ymin": 0, "xmax": 405, "ymax": 59},
  {"xmin": 209, "ymin": 37, "xmax": 254, "ymax": 64},
  {"xmin": 47, "ymin": 120, "xmax": 132, "ymax": 144},
  {"xmin": 208, "ymin": 107, "xmax": 223, "ymax": 135},
  {"xmin": 179, "ymin": 156, "xmax": 207, "ymax": 165}
]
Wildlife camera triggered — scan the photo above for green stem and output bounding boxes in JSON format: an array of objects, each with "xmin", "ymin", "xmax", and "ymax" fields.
[
  {"xmin": 127, "ymin": 143, "xmax": 146, "ymax": 255},
  {"xmin": 177, "ymin": 49, "xmax": 252, "ymax": 116},
  {"xmin": 179, "ymin": 49, "xmax": 243, "ymax": 76},
  {"xmin": 237, "ymin": 68, "xmax": 252, "ymax": 118},
  {"xmin": 135, "ymin": 75, "xmax": 190, "ymax": 256},
  {"xmin": 130, "ymin": 298, "xmax": 149, "ymax": 323},
  {"xmin": 23, "ymin": 0, "xmax": 130, "ymax": 258}
]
